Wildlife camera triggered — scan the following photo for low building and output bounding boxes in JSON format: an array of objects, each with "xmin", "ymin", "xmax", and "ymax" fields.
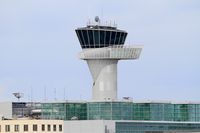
[{"xmin": 0, "ymin": 119, "xmax": 63, "ymax": 133}]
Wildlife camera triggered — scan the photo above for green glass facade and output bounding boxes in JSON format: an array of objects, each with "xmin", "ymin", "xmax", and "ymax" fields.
[
  {"xmin": 116, "ymin": 122, "xmax": 200, "ymax": 133},
  {"xmin": 41, "ymin": 102, "xmax": 200, "ymax": 122},
  {"xmin": 42, "ymin": 102, "xmax": 87, "ymax": 120},
  {"xmin": 87, "ymin": 102, "xmax": 133, "ymax": 120}
]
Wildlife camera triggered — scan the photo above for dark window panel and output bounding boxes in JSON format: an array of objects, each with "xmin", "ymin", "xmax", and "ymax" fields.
[
  {"xmin": 75, "ymin": 30, "xmax": 83, "ymax": 46},
  {"xmin": 118, "ymin": 32, "xmax": 122, "ymax": 45},
  {"xmin": 88, "ymin": 30, "xmax": 94, "ymax": 45},
  {"xmin": 47, "ymin": 125, "xmax": 51, "ymax": 131},
  {"xmin": 33, "ymin": 125, "xmax": 37, "ymax": 131},
  {"xmin": 80, "ymin": 30, "xmax": 86, "ymax": 48},
  {"xmin": 24, "ymin": 125, "xmax": 28, "ymax": 132},
  {"xmin": 110, "ymin": 31, "xmax": 116, "ymax": 44},
  {"xmin": 105, "ymin": 31, "xmax": 111, "ymax": 45},
  {"xmin": 93, "ymin": 30, "xmax": 99, "ymax": 47},
  {"xmin": 42, "ymin": 124, "xmax": 45, "ymax": 131},
  {"xmin": 100, "ymin": 30, "xmax": 105, "ymax": 47},
  {"xmin": 114, "ymin": 32, "xmax": 121, "ymax": 45},
  {"xmin": 76, "ymin": 30, "xmax": 85, "ymax": 48},
  {"xmin": 122, "ymin": 33, "xmax": 127, "ymax": 44},
  {"xmin": 82, "ymin": 30, "xmax": 89, "ymax": 47},
  {"xmin": 86, "ymin": 30, "xmax": 90, "ymax": 47},
  {"xmin": 59, "ymin": 125, "xmax": 62, "ymax": 132},
  {"xmin": 119, "ymin": 32, "xmax": 124, "ymax": 45},
  {"xmin": 104, "ymin": 30, "xmax": 107, "ymax": 46}
]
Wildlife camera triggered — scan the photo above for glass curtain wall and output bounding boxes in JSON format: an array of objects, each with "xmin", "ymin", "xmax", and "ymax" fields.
[
  {"xmin": 42, "ymin": 103, "xmax": 87, "ymax": 120},
  {"xmin": 41, "ymin": 102, "xmax": 200, "ymax": 122},
  {"xmin": 116, "ymin": 122, "xmax": 200, "ymax": 133}
]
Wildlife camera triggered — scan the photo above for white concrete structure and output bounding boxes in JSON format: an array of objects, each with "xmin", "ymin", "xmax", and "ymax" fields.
[
  {"xmin": 64, "ymin": 120, "xmax": 200, "ymax": 133},
  {"xmin": 64, "ymin": 120, "xmax": 115, "ymax": 133},
  {"xmin": 76, "ymin": 18, "xmax": 143, "ymax": 101},
  {"xmin": 0, "ymin": 102, "xmax": 12, "ymax": 119},
  {"xmin": 80, "ymin": 45, "xmax": 142, "ymax": 101}
]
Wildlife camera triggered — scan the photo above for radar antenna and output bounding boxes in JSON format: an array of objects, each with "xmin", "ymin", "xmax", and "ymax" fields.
[
  {"xmin": 13, "ymin": 92, "xmax": 24, "ymax": 102},
  {"xmin": 95, "ymin": 16, "xmax": 100, "ymax": 23}
]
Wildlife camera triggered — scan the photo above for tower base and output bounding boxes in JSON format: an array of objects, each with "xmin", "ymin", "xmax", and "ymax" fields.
[{"xmin": 87, "ymin": 59, "xmax": 118, "ymax": 101}]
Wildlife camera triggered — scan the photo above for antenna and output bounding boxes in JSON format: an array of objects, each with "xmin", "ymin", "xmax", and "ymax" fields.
[
  {"xmin": 13, "ymin": 92, "xmax": 24, "ymax": 102},
  {"xmin": 63, "ymin": 87, "xmax": 66, "ymax": 101},
  {"xmin": 54, "ymin": 88, "xmax": 57, "ymax": 101},
  {"xmin": 44, "ymin": 85, "xmax": 47, "ymax": 101},
  {"xmin": 30, "ymin": 86, "xmax": 33, "ymax": 103},
  {"xmin": 101, "ymin": 8, "xmax": 104, "ymax": 21}
]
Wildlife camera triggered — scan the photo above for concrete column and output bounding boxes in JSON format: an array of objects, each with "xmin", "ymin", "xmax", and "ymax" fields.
[{"xmin": 87, "ymin": 59, "xmax": 118, "ymax": 100}]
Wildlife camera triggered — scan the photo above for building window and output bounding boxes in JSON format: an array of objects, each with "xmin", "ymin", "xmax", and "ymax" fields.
[
  {"xmin": 105, "ymin": 31, "xmax": 111, "ymax": 45},
  {"xmin": 47, "ymin": 125, "xmax": 51, "ymax": 131},
  {"xmin": 5, "ymin": 125, "xmax": 10, "ymax": 132},
  {"xmin": 93, "ymin": 30, "xmax": 99, "ymax": 46},
  {"xmin": 59, "ymin": 125, "xmax": 62, "ymax": 132},
  {"xmin": 82, "ymin": 30, "xmax": 89, "ymax": 48},
  {"xmin": 41, "ymin": 124, "xmax": 45, "ymax": 131},
  {"xmin": 88, "ymin": 30, "xmax": 94, "ymax": 45},
  {"xmin": 33, "ymin": 124, "xmax": 37, "ymax": 131},
  {"xmin": 24, "ymin": 125, "xmax": 28, "ymax": 132},
  {"xmin": 76, "ymin": 30, "xmax": 85, "ymax": 48},
  {"xmin": 14, "ymin": 125, "xmax": 19, "ymax": 132},
  {"xmin": 53, "ymin": 125, "xmax": 56, "ymax": 131}
]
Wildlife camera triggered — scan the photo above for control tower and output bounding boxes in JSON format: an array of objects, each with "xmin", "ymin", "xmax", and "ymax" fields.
[{"xmin": 75, "ymin": 16, "xmax": 142, "ymax": 101}]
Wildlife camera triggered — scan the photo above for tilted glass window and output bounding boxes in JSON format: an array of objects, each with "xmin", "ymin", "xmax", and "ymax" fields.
[
  {"xmin": 93, "ymin": 30, "xmax": 100, "ymax": 46},
  {"xmin": 119, "ymin": 33, "xmax": 125, "ymax": 44},
  {"xmin": 105, "ymin": 31, "xmax": 111, "ymax": 45},
  {"xmin": 82, "ymin": 30, "xmax": 89, "ymax": 48},
  {"xmin": 88, "ymin": 30, "xmax": 94, "ymax": 47},
  {"xmin": 76, "ymin": 30, "xmax": 85, "ymax": 48},
  {"xmin": 76, "ymin": 30, "xmax": 82, "ymax": 46},
  {"xmin": 115, "ymin": 32, "xmax": 121, "ymax": 45},
  {"xmin": 121, "ymin": 33, "xmax": 127, "ymax": 44},
  {"xmin": 100, "ymin": 30, "xmax": 105, "ymax": 47},
  {"xmin": 110, "ymin": 31, "xmax": 116, "ymax": 44}
]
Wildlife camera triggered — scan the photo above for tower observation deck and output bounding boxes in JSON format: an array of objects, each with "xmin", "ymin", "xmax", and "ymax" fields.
[{"xmin": 75, "ymin": 17, "xmax": 142, "ymax": 101}]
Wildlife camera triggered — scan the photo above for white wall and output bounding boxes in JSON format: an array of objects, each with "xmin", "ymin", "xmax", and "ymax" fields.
[
  {"xmin": 0, "ymin": 102, "xmax": 12, "ymax": 119},
  {"xmin": 64, "ymin": 120, "xmax": 116, "ymax": 133}
]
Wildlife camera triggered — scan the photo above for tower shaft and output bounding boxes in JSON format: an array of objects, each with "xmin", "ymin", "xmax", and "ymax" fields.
[{"xmin": 87, "ymin": 59, "xmax": 118, "ymax": 100}]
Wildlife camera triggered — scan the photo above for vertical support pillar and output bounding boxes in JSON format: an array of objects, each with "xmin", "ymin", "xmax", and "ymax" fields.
[{"xmin": 86, "ymin": 59, "xmax": 118, "ymax": 100}]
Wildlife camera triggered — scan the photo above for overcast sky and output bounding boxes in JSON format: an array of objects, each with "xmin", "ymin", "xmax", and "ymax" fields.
[{"xmin": 0, "ymin": 0, "xmax": 200, "ymax": 102}]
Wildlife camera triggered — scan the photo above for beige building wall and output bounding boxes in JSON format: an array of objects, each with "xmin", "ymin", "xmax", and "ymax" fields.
[{"xmin": 0, "ymin": 119, "xmax": 63, "ymax": 133}]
